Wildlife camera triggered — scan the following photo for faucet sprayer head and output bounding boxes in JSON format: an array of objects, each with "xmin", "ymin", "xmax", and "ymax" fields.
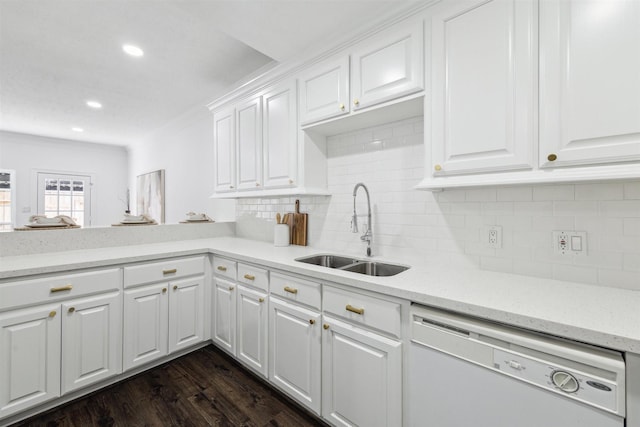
[{"xmin": 351, "ymin": 212, "xmax": 358, "ymax": 233}]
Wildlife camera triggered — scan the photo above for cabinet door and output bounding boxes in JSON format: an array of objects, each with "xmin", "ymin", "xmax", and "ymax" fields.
[
  {"xmin": 212, "ymin": 277, "xmax": 236, "ymax": 356},
  {"xmin": 61, "ymin": 292, "xmax": 122, "ymax": 394},
  {"xmin": 539, "ymin": 0, "xmax": 640, "ymax": 167},
  {"xmin": 262, "ymin": 81, "xmax": 297, "ymax": 188},
  {"xmin": 269, "ymin": 297, "xmax": 321, "ymax": 414},
  {"xmin": 123, "ymin": 283, "xmax": 169, "ymax": 371},
  {"xmin": 430, "ymin": 0, "xmax": 536, "ymax": 175},
  {"xmin": 213, "ymin": 107, "xmax": 236, "ymax": 192},
  {"xmin": 299, "ymin": 56, "xmax": 350, "ymax": 125},
  {"xmin": 236, "ymin": 285, "xmax": 268, "ymax": 377},
  {"xmin": 322, "ymin": 316, "xmax": 402, "ymax": 427},
  {"xmin": 0, "ymin": 304, "xmax": 61, "ymax": 419},
  {"xmin": 351, "ymin": 20, "xmax": 423, "ymax": 111},
  {"xmin": 168, "ymin": 276, "xmax": 204, "ymax": 353},
  {"xmin": 236, "ymin": 96, "xmax": 263, "ymax": 191}
]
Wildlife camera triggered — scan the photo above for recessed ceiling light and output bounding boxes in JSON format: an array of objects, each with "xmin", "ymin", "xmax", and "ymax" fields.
[
  {"xmin": 86, "ymin": 100, "xmax": 102, "ymax": 109},
  {"xmin": 71, "ymin": 127, "xmax": 84, "ymax": 132},
  {"xmin": 122, "ymin": 44, "xmax": 144, "ymax": 57}
]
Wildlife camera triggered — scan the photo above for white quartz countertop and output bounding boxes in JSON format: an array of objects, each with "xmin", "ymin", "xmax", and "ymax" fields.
[{"xmin": 1, "ymin": 236, "xmax": 639, "ymax": 354}]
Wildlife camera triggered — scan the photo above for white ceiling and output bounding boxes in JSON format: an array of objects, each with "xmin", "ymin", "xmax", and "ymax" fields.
[{"xmin": 0, "ymin": 0, "xmax": 409, "ymax": 147}]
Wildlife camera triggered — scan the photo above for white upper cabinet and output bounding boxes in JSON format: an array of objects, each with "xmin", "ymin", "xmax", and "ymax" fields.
[
  {"xmin": 263, "ymin": 81, "xmax": 298, "ymax": 189},
  {"xmin": 429, "ymin": 0, "xmax": 536, "ymax": 176},
  {"xmin": 351, "ymin": 20, "xmax": 424, "ymax": 111},
  {"xmin": 539, "ymin": 0, "xmax": 640, "ymax": 168},
  {"xmin": 299, "ymin": 56, "xmax": 350, "ymax": 125},
  {"xmin": 236, "ymin": 96, "xmax": 263, "ymax": 190},
  {"xmin": 213, "ymin": 107, "xmax": 236, "ymax": 192}
]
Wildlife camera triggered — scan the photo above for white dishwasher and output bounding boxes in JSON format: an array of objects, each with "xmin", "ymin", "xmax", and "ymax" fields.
[{"xmin": 409, "ymin": 304, "xmax": 626, "ymax": 427}]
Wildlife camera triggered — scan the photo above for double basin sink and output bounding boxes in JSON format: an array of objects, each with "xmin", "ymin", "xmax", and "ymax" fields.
[{"xmin": 295, "ymin": 254, "xmax": 409, "ymax": 277}]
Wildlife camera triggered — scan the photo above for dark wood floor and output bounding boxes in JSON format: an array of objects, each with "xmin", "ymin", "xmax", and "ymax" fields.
[{"xmin": 12, "ymin": 345, "xmax": 327, "ymax": 427}]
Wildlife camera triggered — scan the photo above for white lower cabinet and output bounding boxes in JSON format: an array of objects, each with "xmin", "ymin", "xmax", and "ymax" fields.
[
  {"xmin": 0, "ymin": 268, "xmax": 122, "ymax": 421},
  {"xmin": 212, "ymin": 277, "xmax": 237, "ymax": 355},
  {"xmin": 61, "ymin": 292, "xmax": 122, "ymax": 394},
  {"xmin": 0, "ymin": 304, "xmax": 61, "ymax": 419},
  {"xmin": 236, "ymin": 284, "xmax": 268, "ymax": 377},
  {"xmin": 269, "ymin": 296, "xmax": 322, "ymax": 414},
  {"xmin": 123, "ymin": 257, "xmax": 205, "ymax": 371},
  {"xmin": 321, "ymin": 315, "xmax": 402, "ymax": 427},
  {"xmin": 212, "ymin": 260, "xmax": 269, "ymax": 379}
]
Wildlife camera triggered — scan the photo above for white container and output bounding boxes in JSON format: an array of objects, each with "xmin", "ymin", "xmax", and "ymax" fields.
[{"xmin": 274, "ymin": 224, "xmax": 290, "ymax": 247}]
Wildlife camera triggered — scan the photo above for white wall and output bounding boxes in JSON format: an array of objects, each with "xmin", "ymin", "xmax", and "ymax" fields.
[
  {"xmin": 0, "ymin": 131, "xmax": 128, "ymax": 227},
  {"xmin": 236, "ymin": 117, "xmax": 640, "ymax": 291},
  {"xmin": 128, "ymin": 106, "xmax": 235, "ymax": 224}
]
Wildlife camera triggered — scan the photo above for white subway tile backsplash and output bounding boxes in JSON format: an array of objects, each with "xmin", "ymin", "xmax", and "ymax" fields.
[{"xmin": 234, "ymin": 117, "xmax": 639, "ymax": 290}]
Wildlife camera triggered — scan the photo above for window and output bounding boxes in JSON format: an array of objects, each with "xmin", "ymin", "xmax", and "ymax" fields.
[
  {"xmin": 37, "ymin": 172, "xmax": 91, "ymax": 226},
  {"xmin": 0, "ymin": 170, "xmax": 15, "ymax": 231}
]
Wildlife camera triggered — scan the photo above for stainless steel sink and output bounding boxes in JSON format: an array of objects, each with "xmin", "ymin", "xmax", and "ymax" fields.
[
  {"xmin": 295, "ymin": 254, "xmax": 409, "ymax": 277},
  {"xmin": 340, "ymin": 261, "xmax": 409, "ymax": 277},
  {"xmin": 295, "ymin": 254, "xmax": 358, "ymax": 269}
]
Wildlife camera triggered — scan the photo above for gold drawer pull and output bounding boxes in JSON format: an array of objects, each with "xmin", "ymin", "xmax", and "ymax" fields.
[
  {"xmin": 244, "ymin": 274, "xmax": 255, "ymax": 281},
  {"xmin": 346, "ymin": 304, "xmax": 364, "ymax": 315},
  {"xmin": 50, "ymin": 285, "xmax": 73, "ymax": 293},
  {"xmin": 49, "ymin": 311, "xmax": 57, "ymax": 318},
  {"xmin": 217, "ymin": 265, "xmax": 227, "ymax": 272},
  {"xmin": 68, "ymin": 307, "xmax": 75, "ymax": 313},
  {"xmin": 163, "ymin": 268, "xmax": 177, "ymax": 275},
  {"xmin": 284, "ymin": 286, "xmax": 298, "ymax": 294}
]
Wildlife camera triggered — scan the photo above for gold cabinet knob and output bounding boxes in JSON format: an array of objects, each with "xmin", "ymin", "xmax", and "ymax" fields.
[
  {"xmin": 229, "ymin": 185, "xmax": 234, "ymax": 189},
  {"xmin": 256, "ymin": 182, "xmax": 261, "ymax": 187},
  {"xmin": 288, "ymin": 179, "xmax": 294, "ymax": 185},
  {"xmin": 309, "ymin": 319, "xmax": 315, "ymax": 325},
  {"xmin": 229, "ymin": 286, "xmax": 234, "ymax": 291},
  {"xmin": 339, "ymin": 103, "xmax": 345, "ymax": 111},
  {"xmin": 173, "ymin": 285, "xmax": 178, "ymax": 291},
  {"xmin": 353, "ymin": 99, "xmax": 360, "ymax": 106},
  {"xmin": 547, "ymin": 154, "xmax": 558, "ymax": 161},
  {"xmin": 162, "ymin": 288, "xmax": 167, "ymax": 293},
  {"xmin": 49, "ymin": 310, "xmax": 57, "ymax": 318},
  {"xmin": 68, "ymin": 307, "xmax": 75, "ymax": 313},
  {"xmin": 434, "ymin": 164, "xmax": 442, "ymax": 171},
  {"xmin": 323, "ymin": 324, "xmax": 330, "ymax": 330},
  {"xmin": 259, "ymin": 297, "xmax": 265, "ymax": 303}
]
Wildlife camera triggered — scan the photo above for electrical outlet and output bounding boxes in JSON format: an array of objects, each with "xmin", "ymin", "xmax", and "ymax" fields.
[
  {"xmin": 553, "ymin": 231, "xmax": 587, "ymax": 255},
  {"xmin": 486, "ymin": 225, "xmax": 502, "ymax": 249}
]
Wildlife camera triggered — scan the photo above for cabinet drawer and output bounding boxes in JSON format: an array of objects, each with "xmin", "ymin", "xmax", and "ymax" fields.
[
  {"xmin": 0, "ymin": 268, "xmax": 121, "ymax": 312},
  {"xmin": 213, "ymin": 256, "xmax": 237, "ymax": 281},
  {"xmin": 323, "ymin": 285, "xmax": 401, "ymax": 338},
  {"xmin": 270, "ymin": 272, "xmax": 321, "ymax": 310},
  {"xmin": 123, "ymin": 256, "xmax": 205, "ymax": 288},
  {"xmin": 237, "ymin": 263, "xmax": 268, "ymax": 292}
]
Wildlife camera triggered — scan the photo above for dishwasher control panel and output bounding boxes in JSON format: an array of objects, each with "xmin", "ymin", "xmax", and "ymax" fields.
[{"xmin": 493, "ymin": 348, "xmax": 618, "ymax": 413}]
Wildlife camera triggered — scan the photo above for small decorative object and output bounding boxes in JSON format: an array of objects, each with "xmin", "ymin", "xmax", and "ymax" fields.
[
  {"xmin": 136, "ymin": 169, "xmax": 165, "ymax": 223},
  {"xmin": 112, "ymin": 213, "xmax": 157, "ymax": 226},
  {"xmin": 16, "ymin": 215, "xmax": 79, "ymax": 230},
  {"xmin": 274, "ymin": 212, "xmax": 290, "ymax": 246}
]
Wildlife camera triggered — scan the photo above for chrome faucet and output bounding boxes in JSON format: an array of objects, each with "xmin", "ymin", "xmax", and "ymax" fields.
[{"xmin": 351, "ymin": 182, "xmax": 372, "ymax": 257}]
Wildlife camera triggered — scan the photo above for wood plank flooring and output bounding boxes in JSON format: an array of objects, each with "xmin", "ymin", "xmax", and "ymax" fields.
[{"xmin": 12, "ymin": 345, "xmax": 327, "ymax": 427}]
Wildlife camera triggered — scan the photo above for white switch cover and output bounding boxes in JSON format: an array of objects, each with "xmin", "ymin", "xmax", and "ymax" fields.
[{"xmin": 553, "ymin": 231, "xmax": 587, "ymax": 255}]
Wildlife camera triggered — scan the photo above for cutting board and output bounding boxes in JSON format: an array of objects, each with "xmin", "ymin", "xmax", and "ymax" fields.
[{"xmin": 291, "ymin": 199, "xmax": 308, "ymax": 246}]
